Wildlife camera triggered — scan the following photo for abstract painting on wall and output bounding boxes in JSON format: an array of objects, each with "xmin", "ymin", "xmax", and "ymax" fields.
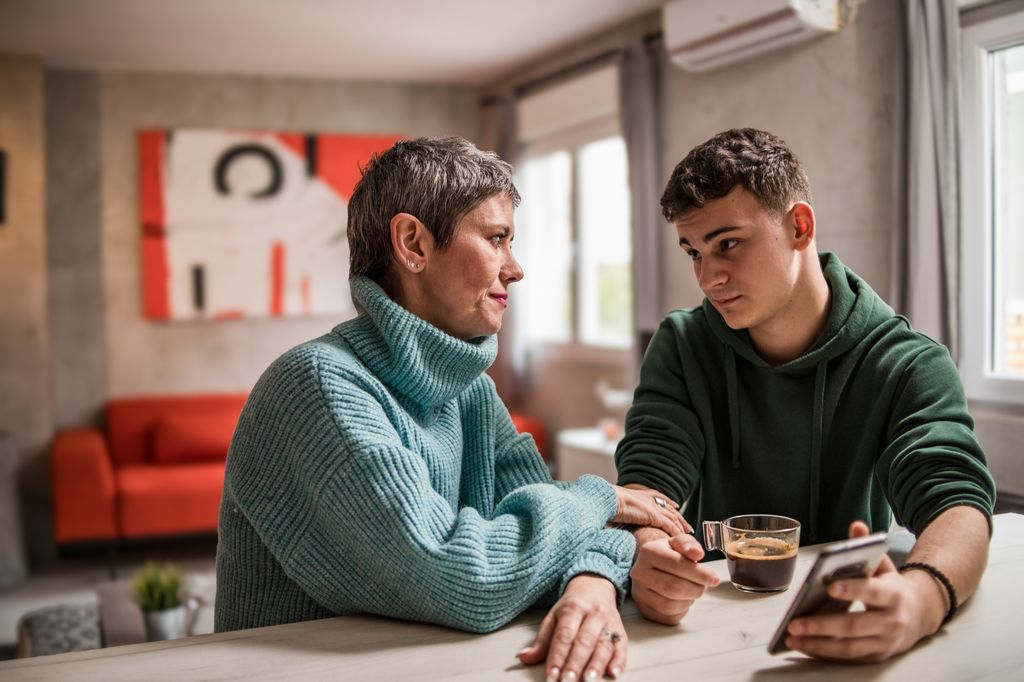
[{"xmin": 138, "ymin": 129, "xmax": 401, "ymax": 320}]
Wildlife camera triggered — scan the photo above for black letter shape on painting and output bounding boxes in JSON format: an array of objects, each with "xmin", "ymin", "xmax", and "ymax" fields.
[
  {"xmin": 214, "ymin": 144, "xmax": 283, "ymax": 198},
  {"xmin": 192, "ymin": 264, "xmax": 205, "ymax": 312}
]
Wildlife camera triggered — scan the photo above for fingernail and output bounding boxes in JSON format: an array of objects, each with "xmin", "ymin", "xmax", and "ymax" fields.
[
  {"xmin": 610, "ymin": 666, "xmax": 622, "ymax": 679},
  {"xmin": 787, "ymin": 636, "xmax": 800, "ymax": 649},
  {"xmin": 585, "ymin": 670, "xmax": 598, "ymax": 682},
  {"xmin": 546, "ymin": 667, "xmax": 560, "ymax": 682},
  {"xmin": 789, "ymin": 621, "xmax": 804, "ymax": 635},
  {"xmin": 564, "ymin": 671, "xmax": 578, "ymax": 682},
  {"xmin": 516, "ymin": 646, "xmax": 530, "ymax": 657}
]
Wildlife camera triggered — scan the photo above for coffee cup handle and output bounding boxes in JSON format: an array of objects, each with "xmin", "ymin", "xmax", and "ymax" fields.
[{"xmin": 703, "ymin": 520, "xmax": 723, "ymax": 553}]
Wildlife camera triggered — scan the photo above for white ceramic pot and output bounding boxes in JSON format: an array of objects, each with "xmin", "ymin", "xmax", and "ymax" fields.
[{"xmin": 143, "ymin": 605, "xmax": 186, "ymax": 641}]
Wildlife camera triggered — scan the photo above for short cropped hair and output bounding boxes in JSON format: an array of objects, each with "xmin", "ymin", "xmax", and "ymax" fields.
[
  {"xmin": 347, "ymin": 136, "xmax": 520, "ymax": 284},
  {"xmin": 660, "ymin": 128, "xmax": 812, "ymax": 222}
]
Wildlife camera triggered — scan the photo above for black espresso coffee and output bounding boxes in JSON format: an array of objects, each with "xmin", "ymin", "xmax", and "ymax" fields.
[{"xmin": 724, "ymin": 536, "xmax": 798, "ymax": 592}]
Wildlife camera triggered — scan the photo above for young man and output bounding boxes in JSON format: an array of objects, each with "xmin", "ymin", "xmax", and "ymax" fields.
[{"xmin": 616, "ymin": 128, "xmax": 996, "ymax": 662}]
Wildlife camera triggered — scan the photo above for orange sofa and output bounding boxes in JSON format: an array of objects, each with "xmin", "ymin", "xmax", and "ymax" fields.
[
  {"xmin": 50, "ymin": 394, "xmax": 247, "ymax": 544},
  {"xmin": 50, "ymin": 393, "xmax": 549, "ymax": 545}
]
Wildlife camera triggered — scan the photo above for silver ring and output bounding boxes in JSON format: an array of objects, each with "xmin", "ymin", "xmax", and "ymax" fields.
[
  {"xmin": 654, "ymin": 496, "xmax": 666, "ymax": 509},
  {"xmin": 600, "ymin": 628, "xmax": 622, "ymax": 643}
]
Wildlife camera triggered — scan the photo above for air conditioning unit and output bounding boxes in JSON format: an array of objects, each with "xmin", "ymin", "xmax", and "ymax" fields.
[{"xmin": 663, "ymin": 0, "xmax": 840, "ymax": 73}]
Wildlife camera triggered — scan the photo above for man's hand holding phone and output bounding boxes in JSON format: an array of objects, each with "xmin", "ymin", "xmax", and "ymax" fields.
[{"xmin": 782, "ymin": 521, "xmax": 947, "ymax": 663}]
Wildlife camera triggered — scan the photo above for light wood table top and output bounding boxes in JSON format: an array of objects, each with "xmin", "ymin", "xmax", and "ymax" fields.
[{"xmin": 3, "ymin": 513, "xmax": 1022, "ymax": 681}]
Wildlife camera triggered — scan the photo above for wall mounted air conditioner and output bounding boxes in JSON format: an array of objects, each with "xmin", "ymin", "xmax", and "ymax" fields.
[{"xmin": 663, "ymin": 0, "xmax": 840, "ymax": 73}]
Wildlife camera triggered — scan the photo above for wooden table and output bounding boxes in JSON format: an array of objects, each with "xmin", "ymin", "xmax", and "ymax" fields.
[{"xmin": 3, "ymin": 513, "xmax": 1022, "ymax": 681}]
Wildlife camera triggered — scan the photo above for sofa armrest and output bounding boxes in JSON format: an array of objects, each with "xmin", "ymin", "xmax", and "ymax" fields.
[{"xmin": 50, "ymin": 429, "xmax": 118, "ymax": 543}]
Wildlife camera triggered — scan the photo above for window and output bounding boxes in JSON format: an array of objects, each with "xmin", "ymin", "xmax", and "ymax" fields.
[
  {"xmin": 514, "ymin": 66, "xmax": 633, "ymax": 350},
  {"xmin": 961, "ymin": 10, "xmax": 1024, "ymax": 403}
]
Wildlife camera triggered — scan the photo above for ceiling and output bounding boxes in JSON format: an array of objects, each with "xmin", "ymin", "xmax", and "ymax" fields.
[{"xmin": 0, "ymin": 0, "xmax": 667, "ymax": 86}]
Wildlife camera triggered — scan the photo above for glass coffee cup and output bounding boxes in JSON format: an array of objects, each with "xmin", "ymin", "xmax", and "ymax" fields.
[{"xmin": 703, "ymin": 514, "xmax": 801, "ymax": 593}]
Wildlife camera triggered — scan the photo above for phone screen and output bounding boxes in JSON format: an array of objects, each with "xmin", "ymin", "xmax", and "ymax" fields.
[{"xmin": 767, "ymin": 533, "xmax": 889, "ymax": 655}]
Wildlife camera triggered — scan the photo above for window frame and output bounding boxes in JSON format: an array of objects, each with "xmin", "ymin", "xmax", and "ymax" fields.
[
  {"xmin": 960, "ymin": 9, "xmax": 1024, "ymax": 404},
  {"xmin": 516, "ymin": 119, "xmax": 634, "ymax": 357}
]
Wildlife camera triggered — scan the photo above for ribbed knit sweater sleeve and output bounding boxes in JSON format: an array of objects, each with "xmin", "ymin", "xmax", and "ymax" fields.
[
  {"xmin": 876, "ymin": 343, "xmax": 996, "ymax": 535},
  {"xmin": 615, "ymin": 315, "xmax": 706, "ymax": 506},
  {"xmin": 225, "ymin": 346, "xmax": 630, "ymax": 634},
  {"xmin": 488, "ymin": 383, "xmax": 635, "ymax": 602}
]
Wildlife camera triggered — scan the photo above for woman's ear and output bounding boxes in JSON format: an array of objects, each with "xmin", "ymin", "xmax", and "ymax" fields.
[
  {"xmin": 789, "ymin": 202, "xmax": 816, "ymax": 251},
  {"xmin": 390, "ymin": 213, "xmax": 433, "ymax": 273}
]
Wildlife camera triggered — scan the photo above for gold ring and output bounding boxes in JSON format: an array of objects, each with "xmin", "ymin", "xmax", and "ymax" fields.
[
  {"xmin": 600, "ymin": 628, "xmax": 622, "ymax": 643},
  {"xmin": 654, "ymin": 497, "xmax": 666, "ymax": 509}
]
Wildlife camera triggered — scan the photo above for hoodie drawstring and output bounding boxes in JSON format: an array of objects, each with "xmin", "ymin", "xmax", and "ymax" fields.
[
  {"xmin": 808, "ymin": 361, "xmax": 828, "ymax": 543},
  {"xmin": 726, "ymin": 349, "xmax": 740, "ymax": 469}
]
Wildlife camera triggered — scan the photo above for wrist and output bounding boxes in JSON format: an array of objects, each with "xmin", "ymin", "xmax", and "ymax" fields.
[
  {"xmin": 566, "ymin": 573, "xmax": 616, "ymax": 598},
  {"xmin": 632, "ymin": 526, "xmax": 669, "ymax": 547},
  {"xmin": 901, "ymin": 568, "xmax": 948, "ymax": 635}
]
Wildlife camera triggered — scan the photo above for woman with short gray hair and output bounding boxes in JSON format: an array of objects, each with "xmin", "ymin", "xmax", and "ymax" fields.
[{"xmin": 216, "ymin": 137, "xmax": 685, "ymax": 682}]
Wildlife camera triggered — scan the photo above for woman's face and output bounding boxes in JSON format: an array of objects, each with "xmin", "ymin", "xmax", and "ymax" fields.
[{"xmin": 417, "ymin": 195, "xmax": 524, "ymax": 340}]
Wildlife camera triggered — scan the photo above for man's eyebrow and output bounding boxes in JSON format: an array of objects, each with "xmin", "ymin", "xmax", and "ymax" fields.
[{"xmin": 678, "ymin": 226, "xmax": 741, "ymax": 247}]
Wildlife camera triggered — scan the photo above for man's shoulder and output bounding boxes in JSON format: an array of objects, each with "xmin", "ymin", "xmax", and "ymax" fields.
[{"xmin": 862, "ymin": 312, "xmax": 951, "ymax": 359}]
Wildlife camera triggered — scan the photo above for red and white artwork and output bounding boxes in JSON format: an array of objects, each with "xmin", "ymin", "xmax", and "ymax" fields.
[{"xmin": 139, "ymin": 129, "xmax": 401, "ymax": 320}]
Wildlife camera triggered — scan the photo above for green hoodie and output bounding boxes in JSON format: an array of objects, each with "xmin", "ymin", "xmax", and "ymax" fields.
[{"xmin": 615, "ymin": 252, "xmax": 995, "ymax": 548}]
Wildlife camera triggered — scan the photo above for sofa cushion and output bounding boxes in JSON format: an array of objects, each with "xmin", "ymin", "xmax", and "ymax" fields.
[
  {"xmin": 116, "ymin": 463, "xmax": 225, "ymax": 538},
  {"xmin": 152, "ymin": 410, "xmax": 236, "ymax": 463},
  {"xmin": 17, "ymin": 604, "xmax": 101, "ymax": 657},
  {"xmin": 107, "ymin": 394, "xmax": 247, "ymax": 466}
]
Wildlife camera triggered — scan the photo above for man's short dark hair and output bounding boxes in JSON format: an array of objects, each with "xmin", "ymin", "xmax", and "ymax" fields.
[
  {"xmin": 660, "ymin": 128, "xmax": 812, "ymax": 222},
  {"xmin": 347, "ymin": 136, "xmax": 520, "ymax": 285}
]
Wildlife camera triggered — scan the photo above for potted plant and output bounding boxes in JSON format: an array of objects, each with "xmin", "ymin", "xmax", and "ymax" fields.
[{"xmin": 134, "ymin": 561, "xmax": 185, "ymax": 641}]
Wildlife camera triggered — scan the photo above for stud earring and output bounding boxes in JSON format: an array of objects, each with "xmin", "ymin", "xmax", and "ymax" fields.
[{"xmin": 408, "ymin": 260, "xmax": 419, "ymax": 270}]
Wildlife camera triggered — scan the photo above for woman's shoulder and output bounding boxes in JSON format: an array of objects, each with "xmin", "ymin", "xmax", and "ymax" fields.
[
  {"xmin": 244, "ymin": 332, "xmax": 400, "ymax": 441},
  {"xmin": 256, "ymin": 327, "xmax": 379, "ymax": 398}
]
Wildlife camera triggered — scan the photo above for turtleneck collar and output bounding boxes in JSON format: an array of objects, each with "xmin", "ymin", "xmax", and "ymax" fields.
[{"xmin": 333, "ymin": 276, "xmax": 498, "ymax": 412}]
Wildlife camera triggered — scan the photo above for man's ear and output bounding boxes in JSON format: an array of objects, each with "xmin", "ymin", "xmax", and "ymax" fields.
[
  {"xmin": 789, "ymin": 202, "xmax": 816, "ymax": 251},
  {"xmin": 390, "ymin": 213, "xmax": 434, "ymax": 272}
]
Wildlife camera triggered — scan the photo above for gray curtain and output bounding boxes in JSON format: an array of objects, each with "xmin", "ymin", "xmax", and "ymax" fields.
[
  {"xmin": 892, "ymin": 0, "xmax": 961, "ymax": 360},
  {"xmin": 619, "ymin": 36, "xmax": 664, "ymax": 373}
]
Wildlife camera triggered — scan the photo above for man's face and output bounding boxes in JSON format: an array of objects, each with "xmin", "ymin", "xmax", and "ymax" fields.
[
  {"xmin": 675, "ymin": 186, "xmax": 801, "ymax": 335},
  {"xmin": 418, "ymin": 194, "xmax": 524, "ymax": 340}
]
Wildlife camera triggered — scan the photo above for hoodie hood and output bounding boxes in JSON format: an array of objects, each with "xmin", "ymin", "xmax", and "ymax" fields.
[
  {"xmin": 704, "ymin": 252, "xmax": 884, "ymax": 371},
  {"xmin": 700, "ymin": 252, "xmax": 892, "ymax": 541}
]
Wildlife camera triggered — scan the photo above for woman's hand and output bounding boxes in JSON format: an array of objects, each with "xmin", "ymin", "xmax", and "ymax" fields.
[
  {"xmin": 611, "ymin": 484, "xmax": 691, "ymax": 537},
  {"xmin": 517, "ymin": 575, "xmax": 627, "ymax": 681}
]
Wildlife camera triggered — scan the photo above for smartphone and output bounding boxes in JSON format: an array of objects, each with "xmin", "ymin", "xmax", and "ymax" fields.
[{"xmin": 767, "ymin": 532, "xmax": 889, "ymax": 655}]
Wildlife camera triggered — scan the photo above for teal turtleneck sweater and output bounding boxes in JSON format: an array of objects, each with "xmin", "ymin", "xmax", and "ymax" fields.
[
  {"xmin": 215, "ymin": 277, "xmax": 634, "ymax": 634},
  {"xmin": 616, "ymin": 253, "xmax": 995, "ymax": 550}
]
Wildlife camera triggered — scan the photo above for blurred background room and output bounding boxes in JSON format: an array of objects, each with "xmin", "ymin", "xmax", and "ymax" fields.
[{"xmin": 1, "ymin": 0, "xmax": 1023, "ymax": 661}]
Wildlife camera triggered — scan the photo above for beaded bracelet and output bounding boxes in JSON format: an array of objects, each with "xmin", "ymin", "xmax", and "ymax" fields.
[{"xmin": 899, "ymin": 561, "xmax": 958, "ymax": 627}]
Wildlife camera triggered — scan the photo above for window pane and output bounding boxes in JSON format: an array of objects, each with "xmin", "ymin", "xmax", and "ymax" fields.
[
  {"xmin": 992, "ymin": 43, "xmax": 1024, "ymax": 377},
  {"xmin": 577, "ymin": 137, "xmax": 632, "ymax": 348},
  {"xmin": 515, "ymin": 151, "xmax": 572, "ymax": 344}
]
